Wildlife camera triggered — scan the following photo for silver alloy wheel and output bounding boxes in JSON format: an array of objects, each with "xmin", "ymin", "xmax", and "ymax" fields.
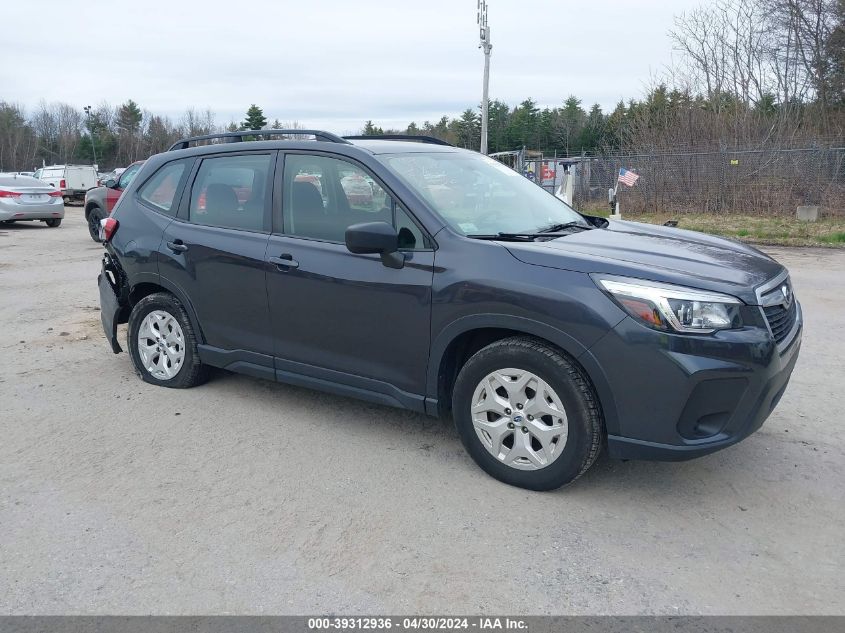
[
  {"xmin": 137, "ymin": 310, "xmax": 185, "ymax": 380},
  {"xmin": 470, "ymin": 368, "xmax": 568, "ymax": 470}
]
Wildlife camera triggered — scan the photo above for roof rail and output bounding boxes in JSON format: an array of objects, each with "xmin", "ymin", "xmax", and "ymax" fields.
[
  {"xmin": 343, "ymin": 134, "xmax": 454, "ymax": 147},
  {"xmin": 167, "ymin": 129, "xmax": 350, "ymax": 151}
]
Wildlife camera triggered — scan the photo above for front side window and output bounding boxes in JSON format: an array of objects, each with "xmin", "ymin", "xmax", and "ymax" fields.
[
  {"xmin": 379, "ymin": 152, "xmax": 587, "ymax": 236},
  {"xmin": 189, "ymin": 154, "xmax": 271, "ymax": 232},
  {"xmin": 137, "ymin": 160, "xmax": 188, "ymax": 214},
  {"xmin": 283, "ymin": 154, "xmax": 426, "ymax": 248}
]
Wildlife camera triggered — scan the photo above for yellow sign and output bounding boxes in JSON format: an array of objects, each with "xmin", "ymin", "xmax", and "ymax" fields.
[{"xmin": 730, "ymin": 159, "xmax": 740, "ymax": 165}]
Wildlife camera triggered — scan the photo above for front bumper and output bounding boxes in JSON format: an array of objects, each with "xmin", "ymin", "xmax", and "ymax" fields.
[{"xmin": 581, "ymin": 302, "xmax": 802, "ymax": 461}]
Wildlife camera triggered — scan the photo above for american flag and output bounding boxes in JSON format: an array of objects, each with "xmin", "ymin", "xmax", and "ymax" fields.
[{"xmin": 618, "ymin": 168, "xmax": 640, "ymax": 187}]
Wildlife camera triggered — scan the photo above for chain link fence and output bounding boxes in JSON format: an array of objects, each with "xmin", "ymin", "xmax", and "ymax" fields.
[{"xmin": 523, "ymin": 147, "xmax": 845, "ymax": 217}]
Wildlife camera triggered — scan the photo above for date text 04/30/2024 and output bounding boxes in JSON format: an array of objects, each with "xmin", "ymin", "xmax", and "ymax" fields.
[{"xmin": 307, "ymin": 617, "xmax": 528, "ymax": 630}]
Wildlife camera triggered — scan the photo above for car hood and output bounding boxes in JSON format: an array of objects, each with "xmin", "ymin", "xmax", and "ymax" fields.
[{"xmin": 504, "ymin": 220, "xmax": 784, "ymax": 304}]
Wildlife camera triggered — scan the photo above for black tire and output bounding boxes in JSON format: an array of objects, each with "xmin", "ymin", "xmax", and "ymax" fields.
[
  {"xmin": 45, "ymin": 218, "xmax": 62, "ymax": 228},
  {"xmin": 127, "ymin": 292, "xmax": 208, "ymax": 389},
  {"xmin": 452, "ymin": 336, "xmax": 603, "ymax": 491},
  {"xmin": 87, "ymin": 206, "xmax": 104, "ymax": 242}
]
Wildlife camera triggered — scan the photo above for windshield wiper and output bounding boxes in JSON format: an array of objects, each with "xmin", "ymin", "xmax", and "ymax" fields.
[
  {"xmin": 534, "ymin": 221, "xmax": 592, "ymax": 233},
  {"xmin": 466, "ymin": 233, "xmax": 535, "ymax": 241},
  {"xmin": 466, "ymin": 222, "xmax": 594, "ymax": 242},
  {"xmin": 466, "ymin": 230, "xmax": 581, "ymax": 242}
]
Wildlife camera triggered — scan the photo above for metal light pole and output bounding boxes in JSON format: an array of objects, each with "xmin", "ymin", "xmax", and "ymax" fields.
[
  {"xmin": 83, "ymin": 105, "xmax": 97, "ymax": 168},
  {"xmin": 478, "ymin": 0, "xmax": 492, "ymax": 155}
]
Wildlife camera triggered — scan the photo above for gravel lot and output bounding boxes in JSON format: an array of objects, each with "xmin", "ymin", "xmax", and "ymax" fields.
[{"xmin": 1, "ymin": 210, "xmax": 843, "ymax": 615}]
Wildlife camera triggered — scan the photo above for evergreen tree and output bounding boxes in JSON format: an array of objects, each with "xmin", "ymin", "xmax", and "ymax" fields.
[
  {"xmin": 487, "ymin": 100, "xmax": 511, "ymax": 152},
  {"xmin": 242, "ymin": 104, "xmax": 267, "ymax": 131},
  {"xmin": 578, "ymin": 104, "xmax": 605, "ymax": 152},
  {"xmin": 508, "ymin": 98, "xmax": 539, "ymax": 148},
  {"xmin": 362, "ymin": 120, "xmax": 384, "ymax": 135},
  {"xmin": 558, "ymin": 96, "xmax": 586, "ymax": 154},
  {"xmin": 455, "ymin": 109, "xmax": 481, "ymax": 148},
  {"xmin": 117, "ymin": 99, "xmax": 142, "ymax": 132}
]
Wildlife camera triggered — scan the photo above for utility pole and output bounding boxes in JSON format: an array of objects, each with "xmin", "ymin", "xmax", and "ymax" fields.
[
  {"xmin": 83, "ymin": 105, "xmax": 97, "ymax": 169},
  {"xmin": 478, "ymin": 0, "xmax": 492, "ymax": 155}
]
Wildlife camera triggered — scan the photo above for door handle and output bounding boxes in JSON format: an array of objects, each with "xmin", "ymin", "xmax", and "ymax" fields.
[
  {"xmin": 269, "ymin": 253, "xmax": 299, "ymax": 269},
  {"xmin": 166, "ymin": 239, "xmax": 188, "ymax": 253}
]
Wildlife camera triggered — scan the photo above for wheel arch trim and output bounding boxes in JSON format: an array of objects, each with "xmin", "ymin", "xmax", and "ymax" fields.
[
  {"xmin": 126, "ymin": 272, "xmax": 206, "ymax": 345},
  {"xmin": 426, "ymin": 314, "xmax": 620, "ymax": 434}
]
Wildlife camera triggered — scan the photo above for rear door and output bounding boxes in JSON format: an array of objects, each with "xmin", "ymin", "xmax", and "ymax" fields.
[
  {"xmin": 159, "ymin": 151, "xmax": 276, "ymax": 362},
  {"xmin": 66, "ymin": 166, "xmax": 97, "ymax": 192},
  {"xmin": 65, "ymin": 167, "xmax": 83, "ymax": 191}
]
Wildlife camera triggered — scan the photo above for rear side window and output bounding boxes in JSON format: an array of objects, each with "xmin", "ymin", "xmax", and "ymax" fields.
[
  {"xmin": 137, "ymin": 160, "xmax": 189, "ymax": 215},
  {"xmin": 189, "ymin": 154, "xmax": 271, "ymax": 232}
]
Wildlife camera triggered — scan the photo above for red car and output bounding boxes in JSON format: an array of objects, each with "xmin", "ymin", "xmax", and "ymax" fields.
[{"xmin": 84, "ymin": 161, "xmax": 144, "ymax": 241}]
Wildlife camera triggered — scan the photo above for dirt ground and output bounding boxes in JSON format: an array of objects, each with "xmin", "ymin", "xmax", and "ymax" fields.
[{"xmin": 1, "ymin": 210, "xmax": 843, "ymax": 615}]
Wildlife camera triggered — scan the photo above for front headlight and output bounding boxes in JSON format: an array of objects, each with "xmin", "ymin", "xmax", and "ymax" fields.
[{"xmin": 594, "ymin": 276, "xmax": 743, "ymax": 333}]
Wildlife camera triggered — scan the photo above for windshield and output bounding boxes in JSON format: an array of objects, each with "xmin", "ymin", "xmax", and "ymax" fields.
[{"xmin": 378, "ymin": 151, "xmax": 587, "ymax": 235}]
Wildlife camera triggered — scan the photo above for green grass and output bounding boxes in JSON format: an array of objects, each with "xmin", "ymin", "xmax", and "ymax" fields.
[
  {"xmin": 820, "ymin": 231, "xmax": 845, "ymax": 244},
  {"xmin": 597, "ymin": 211, "xmax": 845, "ymax": 248}
]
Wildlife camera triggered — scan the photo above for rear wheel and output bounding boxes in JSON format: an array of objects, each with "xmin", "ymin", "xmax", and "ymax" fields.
[
  {"xmin": 452, "ymin": 336, "xmax": 603, "ymax": 491},
  {"xmin": 127, "ymin": 293, "xmax": 208, "ymax": 389},
  {"xmin": 45, "ymin": 218, "xmax": 61, "ymax": 228},
  {"xmin": 87, "ymin": 206, "xmax": 104, "ymax": 242}
]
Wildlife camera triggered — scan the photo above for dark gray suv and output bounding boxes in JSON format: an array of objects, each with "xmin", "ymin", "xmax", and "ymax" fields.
[{"xmin": 97, "ymin": 130, "xmax": 802, "ymax": 490}]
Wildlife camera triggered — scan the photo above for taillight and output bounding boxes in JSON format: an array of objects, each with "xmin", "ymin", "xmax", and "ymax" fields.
[
  {"xmin": 0, "ymin": 189, "xmax": 22, "ymax": 198},
  {"xmin": 59, "ymin": 179, "xmax": 66, "ymax": 189},
  {"xmin": 101, "ymin": 217, "xmax": 119, "ymax": 242},
  {"xmin": 48, "ymin": 190, "xmax": 63, "ymax": 198}
]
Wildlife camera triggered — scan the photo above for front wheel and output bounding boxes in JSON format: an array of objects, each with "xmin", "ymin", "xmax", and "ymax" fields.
[
  {"xmin": 87, "ymin": 206, "xmax": 105, "ymax": 242},
  {"xmin": 127, "ymin": 293, "xmax": 208, "ymax": 389},
  {"xmin": 452, "ymin": 336, "xmax": 603, "ymax": 491}
]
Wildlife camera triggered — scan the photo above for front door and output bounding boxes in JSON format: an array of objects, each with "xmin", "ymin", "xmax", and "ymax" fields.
[
  {"xmin": 265, "ymin": 152, "xmax": 435, "ymax": 401},
  {"xmin": 159, "ymin": 152, "xmax": 275, "ymax": 359}
]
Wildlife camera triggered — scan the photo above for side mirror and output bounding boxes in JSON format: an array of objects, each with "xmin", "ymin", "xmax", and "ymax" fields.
[
  {"xmin": 105, "ymin": 179, "xmax": 118, "ymax": 189},
  {"xmin": 345, "ymin": 222, "xmax": 404, "ymax": 269}
]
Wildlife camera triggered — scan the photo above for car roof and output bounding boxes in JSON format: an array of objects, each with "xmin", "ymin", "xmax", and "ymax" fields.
[
  {"xmin": 160, "ymin": 139, "xmax": 467, "ymax": 162},
  {"xmin": 346, "ymin": 139, "xmax": 462, "ymax": 155}
]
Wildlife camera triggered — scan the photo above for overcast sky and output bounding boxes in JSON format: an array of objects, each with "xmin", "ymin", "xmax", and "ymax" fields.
[{"xmin": 2, "ymin": 0, "xmax": 703, "ymax": 134}]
